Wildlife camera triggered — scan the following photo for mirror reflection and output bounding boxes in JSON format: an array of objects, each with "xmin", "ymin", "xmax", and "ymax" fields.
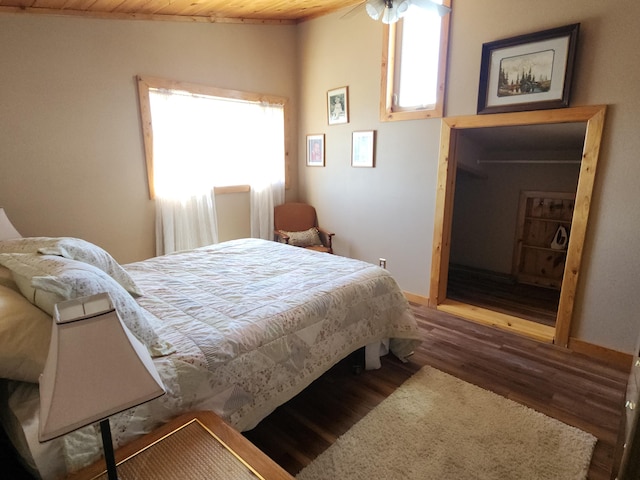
[{"xmin": 446, "ymin": 122, "xmax": 587, "ymax": 327}]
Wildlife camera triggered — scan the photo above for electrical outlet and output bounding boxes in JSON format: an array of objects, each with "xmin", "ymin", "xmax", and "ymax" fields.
[{"xmin": 379, "ymin": 258, "xmax": 387, "ymax": 269}]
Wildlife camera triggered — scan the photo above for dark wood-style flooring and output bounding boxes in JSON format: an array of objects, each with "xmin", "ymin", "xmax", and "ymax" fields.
[
  {"xmin": 1, "ymin": 305, "xmax": 629, "ymax": 480},
  {"xmin": 447, "ymin": 264, "xmax": 560, "ymax": 326},
  {"xmin": 244, "ymin": 304, "xmax": 629, "ymax": 480}
]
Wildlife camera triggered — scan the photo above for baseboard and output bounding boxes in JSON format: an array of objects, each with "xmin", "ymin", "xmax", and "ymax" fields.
[
  {"xmin": 568, "ymin": 337, "xmax": 632, "ymax": 371},
  {"xmin": 403, "ymin": 291, "xmax": 429, "ymax": 306}
]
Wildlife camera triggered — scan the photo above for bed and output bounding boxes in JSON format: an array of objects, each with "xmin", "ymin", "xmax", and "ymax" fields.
[{"xmin": 0, "ymin": 237, "xmax": 421, "ymax": 479}]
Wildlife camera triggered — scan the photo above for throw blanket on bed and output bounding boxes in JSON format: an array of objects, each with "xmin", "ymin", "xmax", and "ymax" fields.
[
  {"xmin": 3, "ymin": 238, "xmax": 421, "ymax": 479},
  {"xmin": 128, "ymin": 239, "xmax": 421, "ymax": 428}
]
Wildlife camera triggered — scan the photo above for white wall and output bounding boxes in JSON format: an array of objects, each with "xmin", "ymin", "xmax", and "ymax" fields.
[
  {"xmin": 2, "ymin": 1, "xmax": 639, "ymax": 354},
  {"xmin": 298, "ymin": 0, "xmax": 640, "ymax": 354},
  {"xmin": 0, "ymin": 14, "xmax": 297, "ymax": 263},
  {"xmin": 297, "ymin": 12, "xmax": 437, "ymax": 296}
]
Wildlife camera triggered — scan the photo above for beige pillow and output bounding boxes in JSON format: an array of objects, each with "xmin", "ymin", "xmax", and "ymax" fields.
[
  {"xmin": 0, "ymin": 284, "xmax": 51, "ymax": 383},
  {"xmin": 281, "ymin": 227, "xmax": 323, "ymax": 247}
]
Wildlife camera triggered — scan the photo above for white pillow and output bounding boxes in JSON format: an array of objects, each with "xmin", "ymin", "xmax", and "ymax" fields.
[
  {"xmin": 0, "ymin": 253, "xmax": 172, "ymax": 358},
  {"xmin": 0, "ymin": 284, "xmax": 51, "ymax": 383},
  {"xmin": 0, "ymin": 237, "xmax": 142, "ymax": 296},
  {"xmin": 280, "ymin": 227, "xmax": 323, "ymax": 247}
]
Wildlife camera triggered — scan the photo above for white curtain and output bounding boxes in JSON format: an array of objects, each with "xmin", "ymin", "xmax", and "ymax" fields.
[
  {"xmin": 149, "ymin": 89, "xmax": 285, "ymax": 254},
  {"xmin": 249, "ymin": 103, "xmax": 285, "ymax": 240},
  {"xmin": 149, "ymin": 90, "xmax": 220, "ymax": 255},
  {"xmin": 155, "ymin": 194, "xmax": 218, "ymax": 256}
]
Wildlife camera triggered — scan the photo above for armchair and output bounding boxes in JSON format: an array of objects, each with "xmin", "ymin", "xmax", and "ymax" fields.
[{"xmin": 274, "ymin": 203, "xmax": 334, "ymax": 254}]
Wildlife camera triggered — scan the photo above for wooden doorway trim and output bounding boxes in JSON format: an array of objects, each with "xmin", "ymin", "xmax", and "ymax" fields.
[{"xmin": 429, "ymin": 105, "xmax": 607, "ymax": 347}]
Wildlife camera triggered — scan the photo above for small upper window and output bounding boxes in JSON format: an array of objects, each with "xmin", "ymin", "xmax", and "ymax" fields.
[{"xmin": 380, "ymin": 0, "xmax": 451, "ymax": 121}]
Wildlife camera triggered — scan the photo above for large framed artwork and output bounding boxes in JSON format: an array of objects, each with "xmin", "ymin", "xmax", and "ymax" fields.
[{"xmin": 477, "ymin": 24, "xmax": 580, "ymax": 114}]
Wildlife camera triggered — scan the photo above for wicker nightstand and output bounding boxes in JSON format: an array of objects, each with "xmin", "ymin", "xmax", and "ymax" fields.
[{"xmin": 65, "ymin": 411, "xmax": 293, "ymax": 480}]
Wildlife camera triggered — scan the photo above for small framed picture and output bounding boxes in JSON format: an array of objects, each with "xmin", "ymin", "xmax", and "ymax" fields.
[
  {"xmin": 351, "ymin": 130, "xmax": 375, "ymax": 168},
  {"xmin": 327, "ymin": 86, "xmax": 349, "ymax": 125},
  {"xmin": 306, "ymin": 134, "xmax": 325, "ymax": 166},
  {"xmin": 477, "ymin": 23, "xmax": 579, "ymax": 114}
]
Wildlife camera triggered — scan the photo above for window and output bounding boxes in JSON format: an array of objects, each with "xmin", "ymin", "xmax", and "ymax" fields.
[
  {"xmin": 136, "ymin": 76, "xmax": 289, "ymax": 199},
  {"xmin": 380, "ymin": 0, "xmax": 451, "ymax": 121},
  {"xmin": 137, "ymin": 76, "xmax": 289, "ymax": 253}
]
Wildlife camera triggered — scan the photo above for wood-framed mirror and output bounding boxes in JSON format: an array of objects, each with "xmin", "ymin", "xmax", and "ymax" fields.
[{"xmin": 429, "ymin": 105, "xmax": 606, "ymax": 347}]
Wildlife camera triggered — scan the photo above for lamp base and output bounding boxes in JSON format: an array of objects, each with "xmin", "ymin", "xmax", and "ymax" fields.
[{"xmin": 99, "ymin": 419, "xmax": 119, "ymax": 480}]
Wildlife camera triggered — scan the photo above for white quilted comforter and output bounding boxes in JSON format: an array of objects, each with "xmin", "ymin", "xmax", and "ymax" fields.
[{"xmin": 4, "ymin": 238, "xmax": 421, "ymax": 479}]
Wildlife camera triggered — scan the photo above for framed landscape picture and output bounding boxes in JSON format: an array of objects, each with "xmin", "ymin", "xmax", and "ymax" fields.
[{"xmin": 477, "ymin": 24, "xmax": 579, "ymax": 114}]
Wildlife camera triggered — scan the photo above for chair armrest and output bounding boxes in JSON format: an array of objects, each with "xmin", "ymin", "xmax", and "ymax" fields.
[
  {"xmin": 274, "ymin": 230, "xmax": 290, "ymax": 244},
  {"xmin": 317, "ymin": 227, "xmax": 334, "ymax": 238},
  {"xmin": 316, "ymin": 228, "xmax": 334, "ymax": 250}
]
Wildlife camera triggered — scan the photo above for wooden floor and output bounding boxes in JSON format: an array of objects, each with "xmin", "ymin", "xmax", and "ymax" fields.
[
  {"xmin": 446, "ymin": 264, "xmax": 560, "ymax": 326},
  {"xmin": 1, "ymin": 304, "xmax": 628, "ymax": 479},
  {"xmin": 244, "ymin": 304, "xmax": 629, "ymax": 480}
]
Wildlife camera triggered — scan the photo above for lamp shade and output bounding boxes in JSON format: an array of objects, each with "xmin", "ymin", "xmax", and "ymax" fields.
[
  {"xmin": 380, "ymin": 0, "xmax": 411, "ymax": 24},
  {"xmin": 366, "ymin": 0, "xmax": 451, "ymax": 24},
  {"xmin": 396, "ymin": 0, "xmax": 411, "ymax": 15},
  {"xmin": 39, "ymin": 293, "xmax": 165, "ymax": 442},
  {"xmin": 0, "ymin": 208, "xmax": 22, "ymax": 240},
  {"xmin": 365, "ymin": 0, "xmax": 386, "ymax": 20}
]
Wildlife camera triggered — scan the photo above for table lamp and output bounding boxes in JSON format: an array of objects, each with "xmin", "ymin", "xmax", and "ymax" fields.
[
  {"xmin": 38, "ymin": 293, "xmax": 166, "ymax": 480},
  {"xmin": 0, "ymin": 207, "xmax": 22, "ymax": 240}
]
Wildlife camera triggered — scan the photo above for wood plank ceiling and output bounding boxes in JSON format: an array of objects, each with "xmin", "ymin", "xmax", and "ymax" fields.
[{"xmin": 0, "ymin": 0, "xmax": 364, "ymax": 23}]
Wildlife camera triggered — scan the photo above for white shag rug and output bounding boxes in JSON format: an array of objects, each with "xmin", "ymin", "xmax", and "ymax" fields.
[{"xmin": 296, "ymin": 366, "xmax": 596, "ymax": 480}]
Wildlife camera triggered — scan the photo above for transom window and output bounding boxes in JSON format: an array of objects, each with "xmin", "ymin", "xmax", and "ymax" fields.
[{"xmin": 380, "ymin": 0, "xmax": 451, "ymax": 121}]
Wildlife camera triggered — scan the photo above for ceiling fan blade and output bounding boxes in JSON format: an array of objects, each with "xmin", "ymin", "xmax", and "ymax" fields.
[{"xmin": 340, "ymin": 1, "xmax": 367, "ymax": 19}]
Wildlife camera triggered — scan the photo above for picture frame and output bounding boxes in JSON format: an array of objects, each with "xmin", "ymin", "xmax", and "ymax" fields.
[
  {"xmin": 351, "ymin": 130, "xmax": 375, "ymax": 168},
  {"xmin": 327, "ymin": 86, "xmax": 349, "ymax": 125},
  {"xmin": 477, "ymin": 23, "xmax": 579, "ymax": 115},
  {"xmin": 306, "ymin": 134, "xmax": 325, "ymax": 167}
]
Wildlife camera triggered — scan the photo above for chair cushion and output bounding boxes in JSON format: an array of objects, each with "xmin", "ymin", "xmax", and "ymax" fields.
[{"xmin": 281, "ymin": 227, "xmax": 323, "ymax": 247}]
